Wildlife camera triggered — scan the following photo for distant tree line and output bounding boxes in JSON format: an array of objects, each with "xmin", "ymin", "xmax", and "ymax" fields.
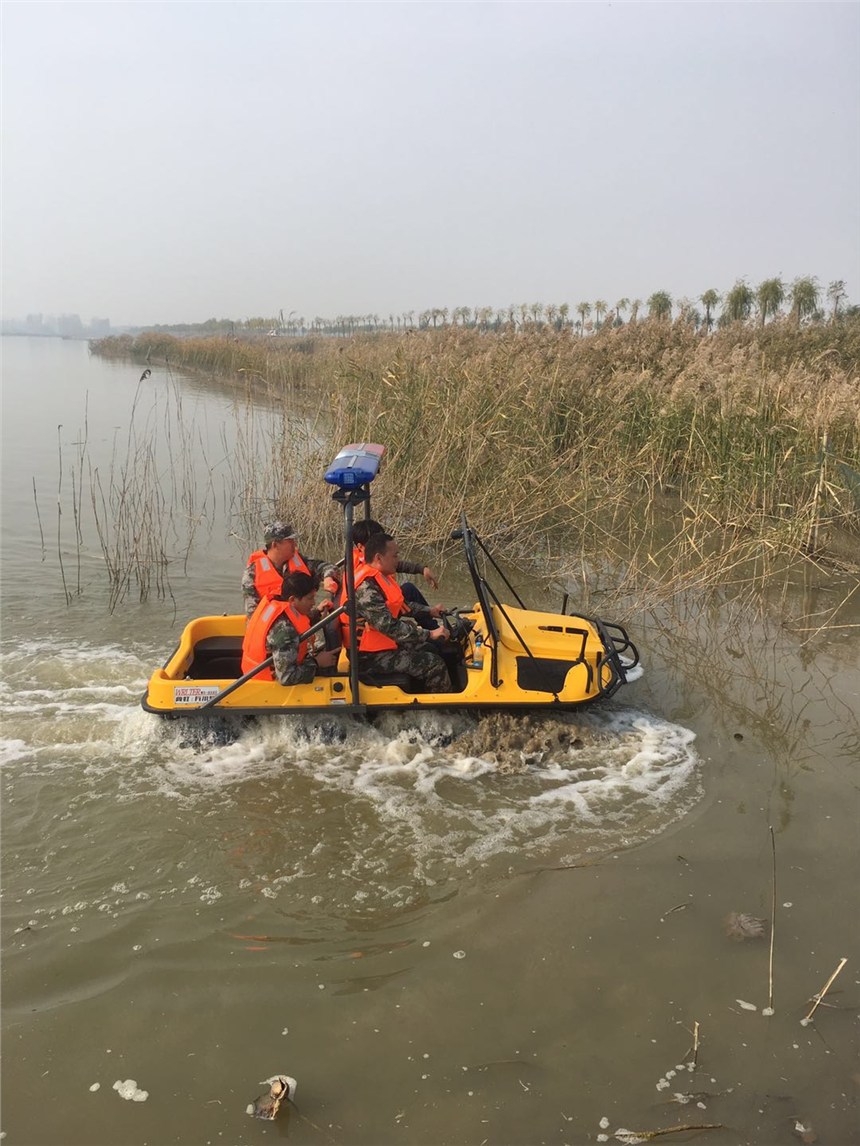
[{"xmin": 141, "ymin": 278, "xmax": 853, "ymax": 339}]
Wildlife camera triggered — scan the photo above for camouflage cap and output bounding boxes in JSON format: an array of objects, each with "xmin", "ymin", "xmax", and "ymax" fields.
[{"xmin": 263, "ymin": 520, "xmax": 297, "ymax": 543}]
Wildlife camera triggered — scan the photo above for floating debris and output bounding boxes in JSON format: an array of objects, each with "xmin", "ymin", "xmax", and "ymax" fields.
[
  {"xmin": 735, "ymin": 999, "xmax": 758, "ymax": 1012},
  {"xmin": 247, "ymin": 1074, "xmax": 296, "ymax": 1121},
  {"xmin": 724, "ymin": 912, "xmax": 767, "ymax": 941},
  {"xmin": 794, "ymin": 1120, "xmax": 818, "ymax": 1144},
  {"xmin": 112, "ymin": 1079, "xmax": 148, "ymax": 1102}
]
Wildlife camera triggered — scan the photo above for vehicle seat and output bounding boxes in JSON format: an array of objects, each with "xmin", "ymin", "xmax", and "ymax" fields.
[{"xmin": 186, "ymin": 635, "xmax": 244, "ymax": 679}]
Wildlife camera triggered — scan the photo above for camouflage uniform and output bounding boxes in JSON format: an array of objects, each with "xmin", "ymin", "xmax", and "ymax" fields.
[
  {"xmin": 266, "ymin": 615, "xmax": 319, "ymax": 687},
  {"xmin": 241, "ymin": 551, "xmax": 336, "ymax": 618},
  {"xmin": 354, "ymin": 578, "xmax": 451, "ymax": 693}
]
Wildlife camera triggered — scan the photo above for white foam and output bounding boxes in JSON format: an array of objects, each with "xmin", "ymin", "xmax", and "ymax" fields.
[
  {"xmin": 2, "ymin": 634, "xmax": 701, "ymax": 905},
  {"xmin": 0, "ymin": 739, "xmax": 28, "ymax": 765}
]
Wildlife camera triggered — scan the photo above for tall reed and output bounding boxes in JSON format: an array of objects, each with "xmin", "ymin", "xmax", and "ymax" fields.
[{"xmin": 79, "ymin": 320, "xmax": 860, "ymax": 616}]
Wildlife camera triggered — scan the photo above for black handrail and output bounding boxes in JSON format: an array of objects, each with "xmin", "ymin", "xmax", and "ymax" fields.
[
  {"xmin": 474, "ymin": 531, "xmax": 526, "ymax": 608},
  {"xmin": 457, "ymin": 514, "xmax": 537, "ymax": 688}
]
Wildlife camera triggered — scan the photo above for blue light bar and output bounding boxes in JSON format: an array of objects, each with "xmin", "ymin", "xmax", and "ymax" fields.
[{"xmin": 324, "ymin": 443, "xmax": 386, "ymax": 488}]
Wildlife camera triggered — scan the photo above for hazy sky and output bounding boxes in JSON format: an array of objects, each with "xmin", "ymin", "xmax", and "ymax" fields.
[{"xmin": 2, "ymin": 1, "xmax": 858, "ymax": 326}]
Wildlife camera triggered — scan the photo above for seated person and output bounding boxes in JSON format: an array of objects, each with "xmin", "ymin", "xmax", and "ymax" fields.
[
  {"xmin": 241, "ymin": 571, "xmax": 340, "ymax": 686},
  {"xmin": 353, "ymin": 532, "xmax": 451, "ymax": 693},
  {"xmin": 242, "ymin": 521, "xmax": 337, "ymax": 618},
  {"xmin": 326, "ymin": 518, "xmax": 440, "ymax": 631}
]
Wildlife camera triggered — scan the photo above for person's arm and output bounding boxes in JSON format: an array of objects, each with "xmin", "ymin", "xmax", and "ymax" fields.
[
  {"xmin": 267, "ymin": 617, "xmax": 317, "ymax": 686},
  {"xmin": 306, "ymin": 556, "xmax": 338, "ymax": 603},
  {"xmin": 395, "ymin": 559, "xmax": 438, "ymax": 589},
  {"xmin": 355, "ymin": 580, "xmax": 428, "ymax": 648},
  {"xmin": 241, "ymin": 560, "xmax": 260, "ymax": 618}
]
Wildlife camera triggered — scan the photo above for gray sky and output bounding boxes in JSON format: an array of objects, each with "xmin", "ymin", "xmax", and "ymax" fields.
[{"xmin": 2, "ymin": 1, "xmax": 858, "ymax": 326}]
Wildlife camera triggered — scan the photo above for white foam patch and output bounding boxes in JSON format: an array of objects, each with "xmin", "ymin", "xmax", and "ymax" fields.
[
  {"xmin": 531, "ymin": 713, "xmax": 696, "ymax": 814},
  {"xmin": 0, "ymin": 739, "xmax": 29, "ymax": 765},
  {"xmin": 112, "ymin": 1079, "xmax": 148, "ymax": 1102}
]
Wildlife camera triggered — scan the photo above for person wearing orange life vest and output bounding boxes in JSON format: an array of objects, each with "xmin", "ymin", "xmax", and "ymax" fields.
[
  {"xmin": 242, "ymin": 521, "xmax": 337, "ymax": 619},
  {"xmin": 241, "ymin": 571, "xmax": 340, "ymax": 686},
  {"xmin": 353, "ymin": 532, "xmax": 451, "ymax": 693}
]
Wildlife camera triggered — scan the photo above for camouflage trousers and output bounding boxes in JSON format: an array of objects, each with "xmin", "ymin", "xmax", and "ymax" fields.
[{"xmin": 358, "ymin": 646, "xmax": 452, "ymax": 693}]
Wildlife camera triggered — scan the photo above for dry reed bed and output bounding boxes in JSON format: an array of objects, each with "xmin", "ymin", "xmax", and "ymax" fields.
[{"xmin": 88, "ymin": 322, "xmax": 860, "ymax": 616}]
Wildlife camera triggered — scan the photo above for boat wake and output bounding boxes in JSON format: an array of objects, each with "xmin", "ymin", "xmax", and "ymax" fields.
[{"xmin": 1, "ymin": 637, "xmax": 701, "ymax": 919}]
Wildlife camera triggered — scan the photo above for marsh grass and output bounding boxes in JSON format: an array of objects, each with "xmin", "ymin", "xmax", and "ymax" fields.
[
  {"xmin": 45, "ymin": 378, "xmax": 230, "ymax": 611},
  {"xmin": 81, "ymin": 320, "xmax": 860, "ymax": 616}
]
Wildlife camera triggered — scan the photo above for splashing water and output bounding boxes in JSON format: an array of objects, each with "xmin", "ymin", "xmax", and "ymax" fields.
[{"xmin": 2, "ymin": 636, "xmax": 700, "ymax": 924}]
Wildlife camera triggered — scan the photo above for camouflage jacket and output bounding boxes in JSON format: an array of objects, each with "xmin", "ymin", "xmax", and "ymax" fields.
[
  {"xmin": 330, "ymin": 556, "xmax": 427, "ymax": 588},
  {"xmin": 267, "ymin": 614, "xmax": 318, "ymax": 686},
  {"xmin": 242, "ymin": 550, "xmax": 337, "ymax": 617},
  {"xmin": 354, "ymin": 578, "xmax": 434, "ymax": 649}
]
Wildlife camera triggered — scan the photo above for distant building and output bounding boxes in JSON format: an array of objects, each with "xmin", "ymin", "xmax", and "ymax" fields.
[{"xmin": 58, "ymin": 314, "xmax": 84, "ymax": 338}]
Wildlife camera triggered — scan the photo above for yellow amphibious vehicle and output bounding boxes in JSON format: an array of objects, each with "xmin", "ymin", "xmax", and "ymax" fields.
[{"xmin": 142, "ymin": 444, "xmax": 639, "ymax": 719}]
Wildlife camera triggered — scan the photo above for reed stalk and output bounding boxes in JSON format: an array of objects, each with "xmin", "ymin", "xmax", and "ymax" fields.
[
  {"xmin": 56, "ymin": 425, "xmax": 71, "ymax": 605},
  {"xmin": 33, "ymin": 478, "xmax": 46, "ymax": 561},
  {"xmin": 801, "ymin": 957, "xmax": 848, "ymax": 1025},
  {"xmin": 765, "ymin": 826, "xmax": 776, "ymax": 1015}
]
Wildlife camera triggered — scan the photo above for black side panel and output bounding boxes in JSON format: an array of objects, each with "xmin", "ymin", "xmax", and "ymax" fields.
[{"xmin": 516, "ymin": 657, "xmax": 577, "ymax": 694}]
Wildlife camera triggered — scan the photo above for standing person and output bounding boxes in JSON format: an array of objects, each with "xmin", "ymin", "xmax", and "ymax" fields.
[
  {"xmin": 242, "ymin": 521, "xmax": 337, "ymax": 619},
  {"xmin": 241, "ymin": 572, "xmax": 340, "ymax": 686},
  {"xmin": 353, "ymin": 533, "xmax": 452, "ymax": 693}
]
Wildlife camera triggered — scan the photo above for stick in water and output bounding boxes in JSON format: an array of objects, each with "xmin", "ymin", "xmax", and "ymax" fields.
[
  {"xmin": 763, "ymin": 825, "xmax": 776, "ymax": 1016},
  {"xmin": 801, "ymin": 958, "xmax": 848, "ymax": 1025},
  {"xmin": 616, "ymin": 1125, "xmax": 723, "ymax": 1142}
]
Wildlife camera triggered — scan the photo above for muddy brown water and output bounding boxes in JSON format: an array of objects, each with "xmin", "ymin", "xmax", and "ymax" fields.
[{"xmin": 1, "ymin": 336, "xmax": 858, "ymax": 1145}]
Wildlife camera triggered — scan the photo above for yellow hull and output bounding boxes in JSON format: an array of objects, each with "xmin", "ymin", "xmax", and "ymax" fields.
[{"xmin": 142, "ymin": 604, "xmax": 636, "ymax": 716}]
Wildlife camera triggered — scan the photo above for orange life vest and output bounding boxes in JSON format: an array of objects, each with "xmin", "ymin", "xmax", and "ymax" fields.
[
  {"xmin": 337, "ymin": 546, "xmax": 367, "ymax": 642},
  {"xmin": 352, "ymin": 564, "xmax": 410, "ymax": 653},
  {"xmin": 247, "ymin": 548, "xmax": 311, "ymax": 601},
  {"xmin": 241, "ymin": 598, "xmax": 310, "ymax": 681},
  {"xmin": 288, "ymin": 551, "xmax": 311, "ymax": 576}
]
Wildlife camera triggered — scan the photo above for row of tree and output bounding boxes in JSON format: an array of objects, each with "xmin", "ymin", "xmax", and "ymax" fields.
[{"xmin": 147, "ymin": 277, "xmax": 853, "ymax": 339}]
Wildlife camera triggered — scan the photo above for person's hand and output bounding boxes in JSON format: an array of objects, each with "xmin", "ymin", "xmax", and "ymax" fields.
[
  {"xmin": 317, "ymin": 598, "xmax": 334, "ymax": 615},
  {"xmin": 423, "ymin": 567, "xmax": 439, "ymax": 590},
  {"xmin": 323, "ymin": 576, "xmax": 339, "ymax": 595},
  {"xmin": 429, "ymin": 624, "xmax": 447, "ymax": 641},
  {"xmin": 429, "ymin": 604, "xmax": 446, "ymax": 618},
  {"xmin": 316, "ymin": 649, "xmax": 340, "ymax": 667}
]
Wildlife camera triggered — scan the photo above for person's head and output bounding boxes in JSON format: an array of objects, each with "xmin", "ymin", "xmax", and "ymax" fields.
[
  {"xmin": 280, "ymin": 570, "xmax": 316, "ymax": 616},
  {"xmin": 263, "ymin": 520, "xmax": 297, "ymax": 565},
  {"xmin": 364, "ymin": 531, "xmax": 398, "ymax": 574},
  {"xmin": 352, "ymin": 518, "xmax": 383, "ymax": 547}
]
